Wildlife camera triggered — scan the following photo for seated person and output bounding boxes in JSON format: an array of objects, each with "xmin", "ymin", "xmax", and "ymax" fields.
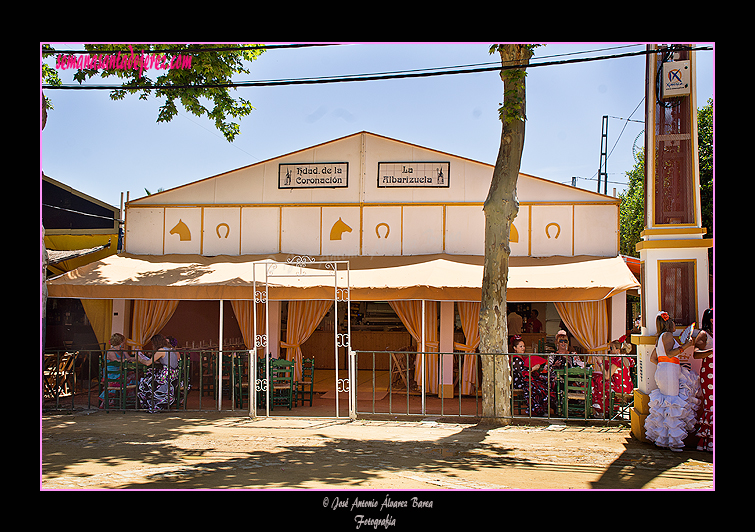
[
  {"xmin": 591, "ymin": 337, "xmax": 635, "ymax": 416},
  {"xmin": 99, "ymin": 333, "xmax": 137, "ymax": 408}
]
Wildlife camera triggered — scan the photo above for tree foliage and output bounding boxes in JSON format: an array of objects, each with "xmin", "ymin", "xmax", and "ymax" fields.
[{"xmin": 43, "ymin": 44, "xmax": 265, "ymax": 142}]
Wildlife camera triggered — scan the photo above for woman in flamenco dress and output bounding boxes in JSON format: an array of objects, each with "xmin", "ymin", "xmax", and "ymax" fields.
[
  {"xmin": 693, "ymin": 308, "xmax": 713, "ymax": 452},
  {"xmin": 511, "ymin": 336, "xmax": 549, "ymax": 416},
  {"xmin": 591, "ymin": 337, "xmax": 635, "ymax": 418},
  {"xmin": 644, "ymin": 311, "xmax": 697, "ymax": 451}
]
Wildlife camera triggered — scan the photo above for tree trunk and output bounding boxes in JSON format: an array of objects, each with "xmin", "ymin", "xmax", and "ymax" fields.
[
  {"xmin": 479, "ymin": 45, "xmax": 533, "ymax": 422},
  {"xmin": 42, "ymin": 92, "xmax": 48, "ymax": 349}
]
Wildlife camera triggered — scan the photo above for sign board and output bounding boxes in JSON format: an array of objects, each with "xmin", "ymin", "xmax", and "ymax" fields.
[
  {"xmin": 378, "ymin": 162, "xmax": 450, "ymax": 188},
  {"xmin": 279, "ymin": 162, "xmax": 348, "ymax": 189},
  {"xmin": 661, "ymin": 60, "xmax": 691, "ymax": 99}
]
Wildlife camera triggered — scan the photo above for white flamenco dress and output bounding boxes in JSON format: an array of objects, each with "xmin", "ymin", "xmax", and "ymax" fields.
[{"xmin": 644, "ymin": 336, "xmax": 700, "ymax": 451}]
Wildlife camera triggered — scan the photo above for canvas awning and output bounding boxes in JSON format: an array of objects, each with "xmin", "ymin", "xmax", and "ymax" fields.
[{"xmin": 46, "ymin": 252, "xmax": 639, "ymax": 303}]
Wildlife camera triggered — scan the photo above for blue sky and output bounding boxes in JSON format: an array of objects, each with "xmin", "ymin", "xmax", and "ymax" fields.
[{"xmin": 41, "ymin": 42, "xmax": 714, "ymax": 210}]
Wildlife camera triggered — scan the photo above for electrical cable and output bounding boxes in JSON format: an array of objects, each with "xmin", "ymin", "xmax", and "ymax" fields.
[{"xmin": 43, "ymin": 45, "xmax": 712, "ymax": 91}]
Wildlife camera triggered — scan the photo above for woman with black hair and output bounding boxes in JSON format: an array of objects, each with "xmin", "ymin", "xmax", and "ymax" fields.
[
  {"xmin": 137, "ymin": 334, "xmax": 182, "ymax": 413},
  {"xmin": 693, "ymin": 308, "xmax": 713, "ymax": 452}
]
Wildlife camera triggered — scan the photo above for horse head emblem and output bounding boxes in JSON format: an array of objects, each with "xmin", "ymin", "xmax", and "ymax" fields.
[
  {"xmin": 329, "ymin": 217, "xmax": 352, "ymax": 240},
  {"xmin": 169, "ymin": 219, "xmax": 192, "ymax": 241}
]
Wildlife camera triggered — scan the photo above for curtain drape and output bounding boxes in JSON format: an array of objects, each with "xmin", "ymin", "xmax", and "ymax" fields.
[
  {"xmin": 281, "ymin": 300, "xmax": 332, "ymax": 381},
  {"xmin": 230, "ymin": 300, "xmax": 266, "ymax": 355},
  {"xmin": 554, "ymin": 300, "xmax": 610, "ymax": 358},
  {"xmin": 131, "ymin": 300, "xmax": 179, "ymax": 349},
  {"xmin": 455, "ymin": 302, "xmax": 480, "ymax": 395},
  {"xmin": 389, "ymin": 300, "xmax": 440, "ymax": 394},
  {"xmin": 80, "ymin": 299, "xmax": 112, "ymax": 350}
]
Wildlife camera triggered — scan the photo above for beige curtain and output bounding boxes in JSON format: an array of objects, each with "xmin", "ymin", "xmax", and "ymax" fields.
[
  {"xmin": 389, "ymin": 301, "xmax": 440, "ymax": 394},
  {"xmin": 81, "ymin": 299, "xmax": 112, "ymax": 350},
  {"xmin": 455, "ymin": 302, "xmax": 480, "ymax": 395},
  {"xmin": 230, "ymin": 300, "xmax": 266, "ymax": 354},
  {"xmin": 554, "ymin": 300, "xmax": 610, "ymax": 357},
  {"xmin": 131, "ymin": 300, "xmax": 179, "ymax": 349},
  {"xmin": 281, "ymin": 300, "xmax": 332, "ymax": 381}
]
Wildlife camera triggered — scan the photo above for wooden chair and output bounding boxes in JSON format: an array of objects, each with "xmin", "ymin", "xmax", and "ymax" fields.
[
  {"xmin": 233, "ymin": 354, "xmax": 249, "ymax": 409},
  {"xmin": 294, "ymin": 358, "xmax": 315, "ymax": 407},
  {"xmin": 557, "ymin": 366, "xmax": 593, "ymax": 419},
  {"xmin": 255, "ymin": 357, "xmax": 267, "ymax": 409},
  {"xmin": 44, "ymin": 352, "xmax": 76, "ymax": 400},
  {"xmin": 174, "ymin": 354, "xmax": 191, "ymax": 409},
  {"xmin": 221, "ymin": 352, "xmax": 233, "ymax": 399},
  {"xmin": 390, "ymin": 347, "xmax": 413, "ymax": 390},
  {"xmin": 512, "ymin": 388, "xmax": 527, "ymax": 415},
  {"xmin": 200, "ymin": 351, "xmax": 215, "ymax": 397},
  {"xmin": 269, "ymin": 358, "xmax": 294, "ymax": 410},
  {"xmin": 101, "ymin": 356, "xmax": 137, "ymax": 411}
]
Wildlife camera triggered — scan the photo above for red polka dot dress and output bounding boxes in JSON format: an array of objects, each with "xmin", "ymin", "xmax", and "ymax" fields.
[{"xmin": 695, "ymin": 337, "xmax": 713, "ymax": 452}]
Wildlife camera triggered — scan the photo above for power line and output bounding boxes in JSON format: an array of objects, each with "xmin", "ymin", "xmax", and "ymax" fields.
[
  {"xmin": 606, "ymin": 98, "xmax": 645, "ymax": 162},
  {"xmin": 43, "ymin": 45, "xmax": 712, "ymax": 91}
]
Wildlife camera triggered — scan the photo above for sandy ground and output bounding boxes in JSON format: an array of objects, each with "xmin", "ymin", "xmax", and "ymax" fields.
[{"xmin": 42, "ymin": 409, "xmax": 713, "ymax": 495}]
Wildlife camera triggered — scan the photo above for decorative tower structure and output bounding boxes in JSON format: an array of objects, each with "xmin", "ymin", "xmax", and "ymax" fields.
[{"xmin": 631, "ymin": 44, "xmax": 712, "ymax": 441}]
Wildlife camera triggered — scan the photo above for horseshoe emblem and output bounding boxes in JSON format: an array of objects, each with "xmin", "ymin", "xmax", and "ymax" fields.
[
  {"xmin": 216, "ymin": 223, "xmax": 230, "ymax": 239},
  {"xmin": 545, "ymin": 223, "xmax": 561, "ymax": 239},
  {"xmin": 375, "ymin": 223, "xmax": 390, "ymax": 239}
]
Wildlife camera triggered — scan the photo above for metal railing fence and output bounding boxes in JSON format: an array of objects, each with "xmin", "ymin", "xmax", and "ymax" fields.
[
  {"xmin": 353, "ymin": 350, "xmax": 637, "ymax": 422},
  {"xmin": 42, "ymin": 348, "xmax": 636, "ymax": 422},
  {"xmin": 42, "ymin": 348, "xmax": 254, "ymax": 413}
]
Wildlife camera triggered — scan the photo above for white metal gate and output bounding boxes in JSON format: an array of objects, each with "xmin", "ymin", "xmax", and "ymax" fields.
[{"xmin": 250, "ymin": 256, "xmax": 353, "ymax": 419}]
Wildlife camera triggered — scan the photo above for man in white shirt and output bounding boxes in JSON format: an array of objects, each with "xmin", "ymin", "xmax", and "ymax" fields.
[{"xmin": 507, "ymin": 310, "xmax": 523, "ymax": 334}]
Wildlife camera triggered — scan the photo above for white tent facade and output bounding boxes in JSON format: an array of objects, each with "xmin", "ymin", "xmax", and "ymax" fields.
[{"xmin": 47, "ymin": 131, "xmax": 639, "ymax": 402}]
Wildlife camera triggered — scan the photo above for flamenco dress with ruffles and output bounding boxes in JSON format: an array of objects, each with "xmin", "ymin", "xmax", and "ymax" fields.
[
  {"xmin": 512, "ymin": 354, "xmax": 550, "ymax": 416},
  {"xmin": 591, "ymin": 356, "xmax": 635, "ymax": 415},
  {"xmin": 695, "ymin": 335, "xmax": 713, "ymax": 452},
  {"xmin": 644, "ymin": 337, "xmax": 700, "ymax": 451}
]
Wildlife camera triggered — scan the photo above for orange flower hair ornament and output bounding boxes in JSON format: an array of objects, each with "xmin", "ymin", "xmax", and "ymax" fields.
[{"xmin": 658, "ymin": 311, "xmax": 670, "ymax": 322}]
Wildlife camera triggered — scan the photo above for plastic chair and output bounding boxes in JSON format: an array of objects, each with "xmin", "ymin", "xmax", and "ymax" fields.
[
  {"xmin": 294, "ymin": 358, "xmax": 315, "ymax": 407},
  {"xmin": 270, "ymin": 358, "xmax": 294, "ymax": 410}
]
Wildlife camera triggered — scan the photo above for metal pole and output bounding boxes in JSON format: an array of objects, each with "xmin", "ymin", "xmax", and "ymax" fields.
[
  {"xmin": 250, "ymin": 277, "xmax": 257, "ymax": 419},
  {"xmin": 265, "ymin": 275, "xmax": 270, "ymax": 418},
  {"xmin": 334, "ymin": 264, "xmax": 340, "ymax": 419},
  {"xmin": 218, "ymin": 299, "xmax": 223, "ymax": 411},
  {"xmin": 348, "ymin": 265, "xmax": 355, "ymax": 421},
  {"xmin": 421, "ymin": 300, "xmax": 426, "ymax": 415}
]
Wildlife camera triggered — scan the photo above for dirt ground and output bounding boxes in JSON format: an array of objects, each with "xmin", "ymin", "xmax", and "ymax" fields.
[{"xmin": 41, "ymin": 409, "xmax": 713, "ymax": 497}]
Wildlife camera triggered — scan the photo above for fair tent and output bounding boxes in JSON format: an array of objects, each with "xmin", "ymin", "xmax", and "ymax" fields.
[{"xmin": 46, "ymin": 252, "xmax": 639, "ymax": 303}]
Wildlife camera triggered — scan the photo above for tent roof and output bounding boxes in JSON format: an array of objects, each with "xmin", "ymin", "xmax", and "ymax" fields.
[{"xmin": 46, "ymin": 253, "xmax": 639, "ymax": 303}]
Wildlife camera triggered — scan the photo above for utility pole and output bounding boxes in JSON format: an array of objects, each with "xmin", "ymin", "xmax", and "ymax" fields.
[
  {"xmin": 630, "ymin": 43, "xmax": 712, "ymax": 442},
  {"xmin": 598, "ymin": 115, "xmax": 608, "ymax": 194}
]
